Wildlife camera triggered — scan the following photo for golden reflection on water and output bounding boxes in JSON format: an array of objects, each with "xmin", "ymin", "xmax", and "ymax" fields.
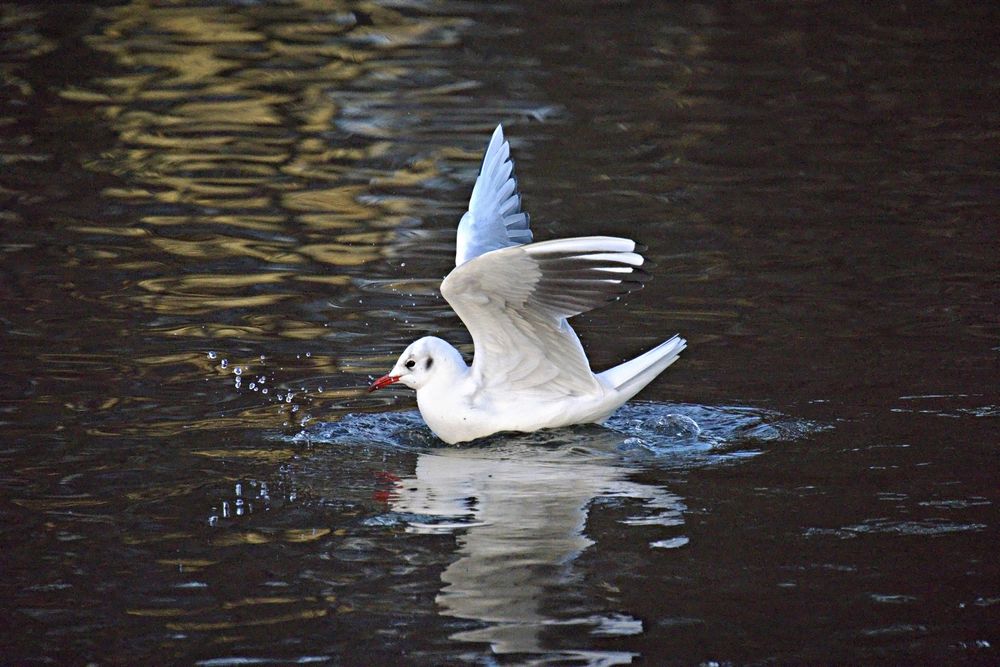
[
  {"xmin": 165, "ymin": 608, "xmax": 328, "ymax": 632},
  {"xmin": 66, "ymin": 0, "xmax": 468, "ymax": 334},
  {"xmin": 17, "ymin": 0, "xmax": 559, "ymax": 439},
  {"xmin": 192, "ymin": 448, "xmax": 296, "ymax": 462}
]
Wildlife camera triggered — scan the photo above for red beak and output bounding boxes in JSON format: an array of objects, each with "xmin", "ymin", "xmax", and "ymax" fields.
[{"xmin": 368, "ymin": 374, "xmax": 401, "ymax": 392}]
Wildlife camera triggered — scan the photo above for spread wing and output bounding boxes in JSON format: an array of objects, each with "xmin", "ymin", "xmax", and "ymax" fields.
[
  {"xmin": 440, "ymin": 237, "xmax": 650, "ymax": 396},
  {"xmin": 455, "ymin": 124, "xmax": 532, "ymax": 266}
]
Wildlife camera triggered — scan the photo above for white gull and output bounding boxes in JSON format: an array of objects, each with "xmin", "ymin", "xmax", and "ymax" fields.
[{"xmin": 369, "ymin": 124, "xmax": 686, "ymax": 444}]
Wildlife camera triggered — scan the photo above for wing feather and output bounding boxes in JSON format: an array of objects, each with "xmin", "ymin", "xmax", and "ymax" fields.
[
  {"xmin": 455, "ymin": 125, "xmax": 533, "ymax": 266},
  {"xmin": 441, "ymin": 236, "xmax": 650, "ymax": 395}
]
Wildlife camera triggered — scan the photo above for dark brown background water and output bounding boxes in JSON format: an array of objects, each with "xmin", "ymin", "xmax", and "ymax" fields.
[{"xmin": 1, "ymin": 1, "xmax": 997, "ymax": 664}]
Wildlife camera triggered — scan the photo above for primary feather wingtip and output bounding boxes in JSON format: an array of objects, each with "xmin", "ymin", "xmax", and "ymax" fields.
[{"xmin": 456, "ymin": 123, "xmax": 534, "ymax": 267}]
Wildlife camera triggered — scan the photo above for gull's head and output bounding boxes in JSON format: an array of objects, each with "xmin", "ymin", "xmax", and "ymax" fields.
[{"xmin": 368, "ymin": 337, "xmax": 460, "ymax": 392}]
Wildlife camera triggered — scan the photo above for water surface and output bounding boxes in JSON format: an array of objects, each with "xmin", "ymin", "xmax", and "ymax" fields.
[{"xmin": 1, "ymin": 1, "xmax": 997, "ymax": 664}]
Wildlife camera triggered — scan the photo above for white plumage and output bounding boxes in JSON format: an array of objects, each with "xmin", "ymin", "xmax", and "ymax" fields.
[{"xmin": 369, "ymin": 125, "xmax": 686, "ymax": 444}]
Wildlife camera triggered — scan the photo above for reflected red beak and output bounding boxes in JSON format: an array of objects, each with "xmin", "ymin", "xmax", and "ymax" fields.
[{"xmin": 368, "ymin": 374, "xmax": 401, "ymax": 392}]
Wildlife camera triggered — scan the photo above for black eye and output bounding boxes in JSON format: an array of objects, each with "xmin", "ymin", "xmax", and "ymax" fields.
[
  {"xmin": 425, "ymin": 357, "xmax": 433, "ymax": 370},
  {"xmin": 405, "ymin": 359, "xmax": 415, "ymax": 369}
]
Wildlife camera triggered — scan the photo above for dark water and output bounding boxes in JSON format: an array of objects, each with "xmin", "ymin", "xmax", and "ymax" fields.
[{"xmin": 1, "ymin": 1, "xmax": 997, "ymax": 664}]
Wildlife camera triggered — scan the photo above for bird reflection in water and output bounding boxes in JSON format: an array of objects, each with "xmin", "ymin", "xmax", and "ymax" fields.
[{"xmin": 386, "ymin": 429, "xmax": 686, "ymax": 664}]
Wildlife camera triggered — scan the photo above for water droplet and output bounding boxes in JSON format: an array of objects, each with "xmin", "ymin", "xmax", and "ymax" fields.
[{"xmin": 207, "ymin": 351, "xmax": 217, "ymax": 359}]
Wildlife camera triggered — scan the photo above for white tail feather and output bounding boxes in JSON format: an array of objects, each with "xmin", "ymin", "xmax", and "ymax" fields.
[{"xmin": 598, "ymin": 335, "xmax": 687, "ymax": 400}]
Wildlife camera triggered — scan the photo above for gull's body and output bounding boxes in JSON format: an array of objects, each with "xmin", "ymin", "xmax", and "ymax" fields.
[{"xmin": 370, "ymin": 125, "xmax": 686, "ymax": 444}]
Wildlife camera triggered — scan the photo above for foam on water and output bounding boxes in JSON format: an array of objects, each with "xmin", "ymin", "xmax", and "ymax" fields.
[{"xmin": 292, "ymin": 401, "xmax": 822, "ymax": 457}]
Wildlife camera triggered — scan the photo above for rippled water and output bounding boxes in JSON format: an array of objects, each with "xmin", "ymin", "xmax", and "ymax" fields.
[{"xmin": 1, "ymin": 1, "xmax": 997, "ymax": 664}]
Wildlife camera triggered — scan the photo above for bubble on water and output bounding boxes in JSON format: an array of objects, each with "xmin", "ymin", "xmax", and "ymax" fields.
[
  {"xmin": 317, "ymin": 387, "xmax": 323, "ymax": 393},
  {"xmin": 257, "ymin": 376, "xmax": 266, "ymax": 384},
  {"xmin": 649, "ymin": 414, "xmax": 701, "ymax": 439},
  {"xmin": 249, "ymin": 383, "xmax": 256, "ymax": 391},
  {"xmin": 220, "ymin": 359, "xmax": 228, "ymax": 369},
  {"xmin": 620, "ymin": 436, "xmax": 647, "ymax": 450},
  {"xmin": 260, "ymin": 355, "xmax": 266, "ymax": 362},
  {"xmin": 305, "ymin": 352, "xmax": 311, "ymax": 358},
  {"xmin": 235, "ymin": 483, "xmax": 242, "ymax": 497},
  {"xmin": 277, "ymin": 394, "xmax": 285, "ymax": 401},
  {"xmin": 400, "ymin": 262, "xmax": 406, "ymax": 267},
  {"xmin": 234, "ymin": 367, "xmax": 242, "ymax": 376},
  {"xmin": 207, "ymin": 351, "xmax": 217, "ymax": 360},
  {"xmin": 286, "ymin": 394, "xmax": 293, "ymax": 403},
  {"xmin": 261, "ymin": 388, "xmax": 268, "ymax": 394}
]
